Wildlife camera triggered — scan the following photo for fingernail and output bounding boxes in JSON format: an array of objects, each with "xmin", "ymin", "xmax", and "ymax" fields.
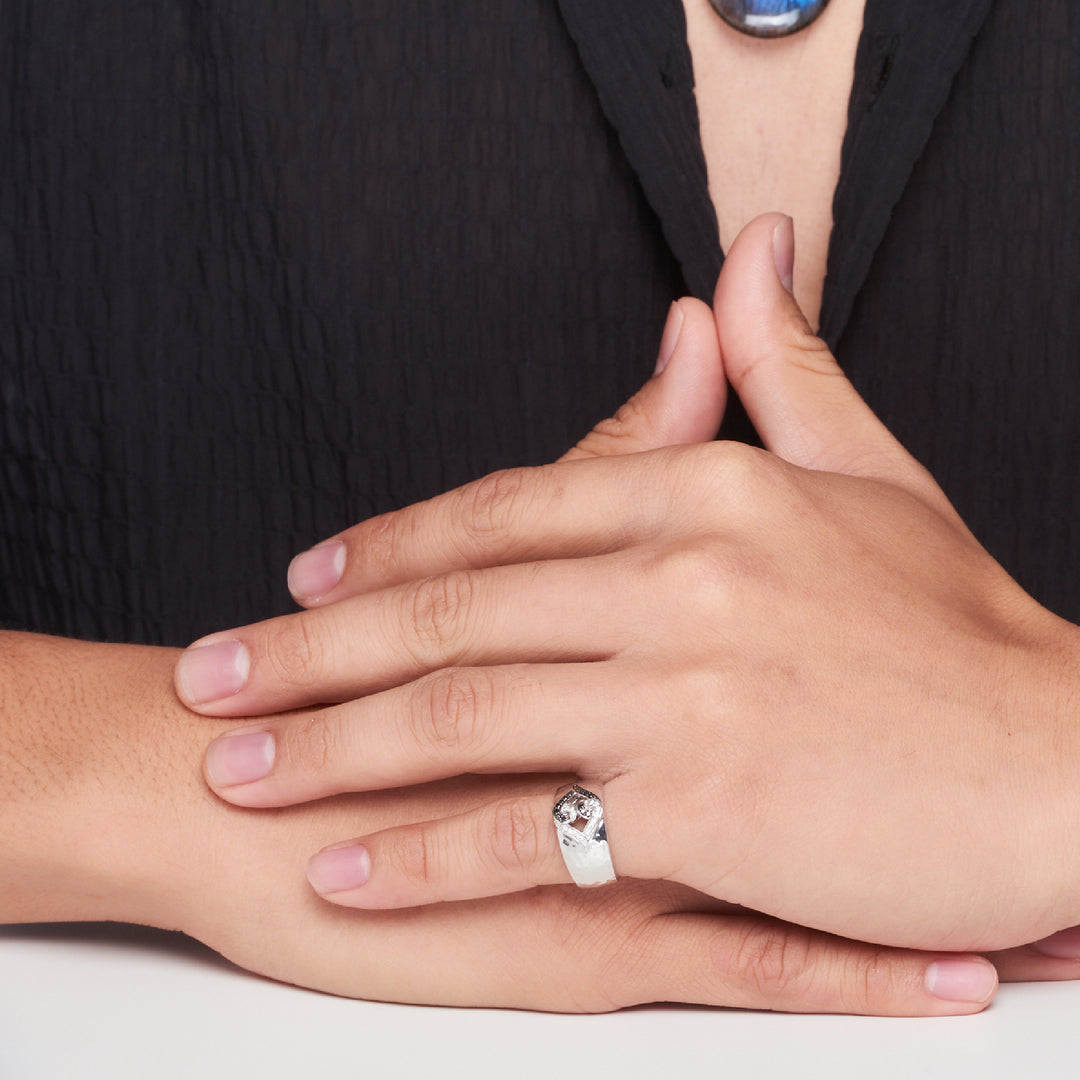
[
  {"xmin": 925, "ymin": 958, "xmax": 997, "ymax": 1003},
  {"xmin": 772, "ymin": 215, "xmax": 795, "ymax": 295},
  {"xmin": 205, "ymin": 729, "xmax": 275, "ymax": 787},
  {"xmin": 176, "ymin": 639, "xmax": 250, "ymax": 705},
  {"xmin": 653, "ymin": 301, "xmax": 685, "ymax": 375},
  {"xmin": 1031, "ymin": 926, "xmax": 1080, "ymax": 959},
  {"xmin": 288, "ymin": 540, "xmax": 346, "ymax": 602},
  {"xmin": 308, "ymin": 843, "xmax": 372, "ymax": 894}
]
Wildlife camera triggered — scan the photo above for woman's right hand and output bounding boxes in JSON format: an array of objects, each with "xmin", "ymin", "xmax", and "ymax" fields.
[{"xmin": 138, "ymin": 290, "xmax": 1076, "ymax": 1012}]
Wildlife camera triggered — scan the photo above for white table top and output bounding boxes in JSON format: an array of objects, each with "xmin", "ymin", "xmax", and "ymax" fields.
[{"xmin": 1, "ymin": 922, "xmax": 1076, "ymax": 1079}]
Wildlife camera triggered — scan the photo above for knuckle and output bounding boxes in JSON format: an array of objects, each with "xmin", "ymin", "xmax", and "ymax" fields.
[
  {"xmin": 411, "ymin": 667, "xmax": 497, "ymax": 757},
  {"xmin": 723, "ymin": 923, "xmax": 900, "ymax": 1013},
  {"xmin": 404, "ymin": 569, "xmax": 476, "ymax": 654},
  {"xmin": 647, "ymin": 541, "xmax": 732, "ymax": 593},
  {"xmin": 787, "ymin": 324, "xmax": 840, "ymax": 376},
  {"xmin": 260, "ymin": 613, "xmax": 330, "ymax": 689},
  {"xmin": 689, "ymin": 441, "xmax": 801, "ymax": 534},
  {"xmin": 635, "ymin": 541, "xmax": 751, "ymax": 624},
  {"xmin": 455, "ymin": 467, "xmax": 535, "ymax": 548},
  {"xmin": 654, "ymin": 441, "xmax": 774, "ymax": 514},
  {"xmin": 844, "ymin": 947, "xmax": 894, "ymax": 1015},
  {"xmin": 729, "ymin": 323, "xmax": 836, "ymax": 396},
  {"xmin": 487, "ymin": 797, "xmax": 544, "ymax": 878},
  {"xmin": 729, "ymin": 923, "xmax": 815, "ymax": 1003},
  {"xmin": 355, "ymin": 511, "xmax": 407, "ymax": 582},
  {"xmin": 709, "ymin": 440, "xmax": 778, "ymax": 495},
  {"xmin": 387, "ymin": 824, "xmax": 439, "ymax": 896},
  {"xmin": 586, "ymin": 396, "xmax": 655, "ymax": 450},
  {"xmin": 278, "ymin": 710, "xmax": 336, "ymax": 775}
]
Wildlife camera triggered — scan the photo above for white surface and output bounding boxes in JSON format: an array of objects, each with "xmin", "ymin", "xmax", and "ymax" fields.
[{"xmin": 0, "ymin": 923, "xmax": 1076, "ymax": 1079}]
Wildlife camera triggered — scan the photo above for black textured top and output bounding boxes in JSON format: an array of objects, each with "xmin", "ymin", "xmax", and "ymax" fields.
[{"xmin": 1, "ymin": 0, "xmax": 1078, "ymax": 645}]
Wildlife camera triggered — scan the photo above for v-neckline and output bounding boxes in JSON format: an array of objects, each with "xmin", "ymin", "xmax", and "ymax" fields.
[{"xmin": 556, "ymin": 0, "xmax": 995, "ymax": 349}]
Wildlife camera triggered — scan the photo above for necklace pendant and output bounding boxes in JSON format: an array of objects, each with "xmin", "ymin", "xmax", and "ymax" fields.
[{"xmin": 707, "ymin": 0, "xmax": 831, "ymax": 38}]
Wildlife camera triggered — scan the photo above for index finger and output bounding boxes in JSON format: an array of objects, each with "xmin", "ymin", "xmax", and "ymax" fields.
[{"xmin": 284, "ymin": 446, "xmax": 702, "ymax": 607}]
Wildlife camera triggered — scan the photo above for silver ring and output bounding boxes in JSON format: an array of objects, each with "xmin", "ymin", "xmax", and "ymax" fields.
[{"xmin": 553, "ymin": 784, "xmax": 616, "ymax": 887}]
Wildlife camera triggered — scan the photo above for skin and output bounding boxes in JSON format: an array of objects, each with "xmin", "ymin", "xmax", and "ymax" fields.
[
  {"xmin": 2, "ymin": 269, "xmax": 1039, "ymax": 1017},
  {"xmin": 682, "ymin": 0, "xmax": 866, "ymax": 327},
  {"xmin": 3, "ymin": 632, "xmax": 996, "ymax": 1015},
  {"xmin": 5, "ymin": 0, "xmax": 1072, "ymax": 1019},
  {"xmin": 178, "ymin": 217, "xmax": 1080, "ymax": 987}
]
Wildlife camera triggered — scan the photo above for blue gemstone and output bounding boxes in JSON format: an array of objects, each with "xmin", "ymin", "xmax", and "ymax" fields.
[{"xmin": 707, "ymin": 0, "xmax": 831, "ymax": 38}]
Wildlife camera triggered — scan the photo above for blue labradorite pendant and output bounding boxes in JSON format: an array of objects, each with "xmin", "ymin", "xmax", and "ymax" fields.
[{"xmin": 707, "ymin": 0, "xmax": 831, "ymax": 38}]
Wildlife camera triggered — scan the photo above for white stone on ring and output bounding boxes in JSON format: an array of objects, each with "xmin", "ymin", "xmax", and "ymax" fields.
[{"xmin": 552, "ymin": 784, "xmax": 616, "ymax": 887}]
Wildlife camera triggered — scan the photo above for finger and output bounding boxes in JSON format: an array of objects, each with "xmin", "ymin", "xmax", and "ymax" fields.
[
  {"xmin": 305, "ymin": 792, "xmax": 573, "ymax": 908},
  {"xmin": 281, "ymin": 449, "xmax": 673, "ymax": 620},
  {"xmin": 987, "ymin": 927, "xmax": 1080, "ymax": 983},
  {"xmin": 559, "ymin": 297, "xmax": 726, "ymax": 462},
  {"xmin": 202, "ymin": 663, "xmax": 608, "ymax": 805},
  {"xmin": 308, "ymin": 808, "xmax": 999, "ymax": 1017},
  {"xmin": 714, "ymin": 213, "xmax": 956, "ymax": 518},
  {"xmin": 176, "ymin": 554, "xmax": 630, "ymax": 715},
  {"xmin": 690, "ymin": 916, "xmax": 996, "ymax": 1016},
  {"xmin": 303, "ymin": 776, "xmax": 708, "ymax": 910},
  {"xmin": 354, "ymin": 885, "xmax": 995, "ymax": 1015},
  {"xmin": 643, "ymin": 913, "xmax": 997, "ymax": 1016},
  {"xmin": 286, "ymin": 299, "xmax": 724, "ymax": 609}
]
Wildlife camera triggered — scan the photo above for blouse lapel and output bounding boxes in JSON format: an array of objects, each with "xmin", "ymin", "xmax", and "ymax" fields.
[
  {"xmin": 821, "ymin": 0, "xmax": 996, "ymax": 347},
  {"xmin": 557, "ymin": 0, "xmax": 996, "ymax": 351},
  {"xmin": 556, "ymin": 0, "xmax": 723, "ymax": 301}
]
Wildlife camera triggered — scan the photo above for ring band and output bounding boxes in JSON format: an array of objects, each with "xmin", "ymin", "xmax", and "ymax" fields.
[{"xmin": 553, "ymin": 784, "xmax": 616, "ymax": 887}]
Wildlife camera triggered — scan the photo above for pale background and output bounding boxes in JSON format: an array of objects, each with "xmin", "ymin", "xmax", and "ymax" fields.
[{"xmin": 1, "ymin": 924, "xmax": 1076, "ymax": 1079}]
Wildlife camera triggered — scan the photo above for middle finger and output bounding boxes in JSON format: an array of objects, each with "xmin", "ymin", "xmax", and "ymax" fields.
[
  {"xmin": 176, "ymin": 553, "xmax": 636, "ymax": 717},
  {"xmin": 202, "ymin": 661, "xmax": 625, "ymax": 806}
]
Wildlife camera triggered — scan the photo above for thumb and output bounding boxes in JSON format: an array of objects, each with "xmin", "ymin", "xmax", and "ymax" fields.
[
  {"xmin": 714, "ymin": 213, "xmax": 938, "ymax": 501},
  {"xmin": 560, "ymin": 297, "xmax": 726, "ymax": 462}
]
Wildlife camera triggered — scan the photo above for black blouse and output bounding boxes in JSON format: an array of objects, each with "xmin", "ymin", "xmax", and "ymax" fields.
[{"xmin": 1, "ymin": 0, "xmax": 1077, "ymax": 645}]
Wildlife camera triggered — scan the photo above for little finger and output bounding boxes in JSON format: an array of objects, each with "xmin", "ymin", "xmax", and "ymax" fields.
[{"xmin": 305, "ymin": 789, "xmax": 623, "ymax": 908}]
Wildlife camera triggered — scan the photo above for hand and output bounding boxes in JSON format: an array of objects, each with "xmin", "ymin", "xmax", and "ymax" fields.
[
  {"xmin": 2, "ymin": 631, "xmax": 1016, "ymax": 1016},
  {"xmin": 177, "ymin": 216, "xmax": 1080, "ymax": 961}
]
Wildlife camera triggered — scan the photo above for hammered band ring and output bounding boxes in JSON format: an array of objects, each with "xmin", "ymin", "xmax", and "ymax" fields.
[{"xmin": 553, "ymin": 784, "xmax": 616, "ymax": 887}]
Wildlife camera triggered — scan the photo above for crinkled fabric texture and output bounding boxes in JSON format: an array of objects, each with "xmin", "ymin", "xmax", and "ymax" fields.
[{"xmin": 1, "ymin": 0, "xmax": 1078, "ymax": 645}]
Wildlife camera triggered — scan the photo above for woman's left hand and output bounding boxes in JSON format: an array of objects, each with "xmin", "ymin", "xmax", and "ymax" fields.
[{"xmin": 176, "ymin": 215, "xmax": 1080, "ymax": 955}]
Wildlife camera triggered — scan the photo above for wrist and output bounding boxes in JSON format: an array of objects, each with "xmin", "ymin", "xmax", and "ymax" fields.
[{"xmin": 0, "ymin": 633, "xmax": 209, "ymax": 927}]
